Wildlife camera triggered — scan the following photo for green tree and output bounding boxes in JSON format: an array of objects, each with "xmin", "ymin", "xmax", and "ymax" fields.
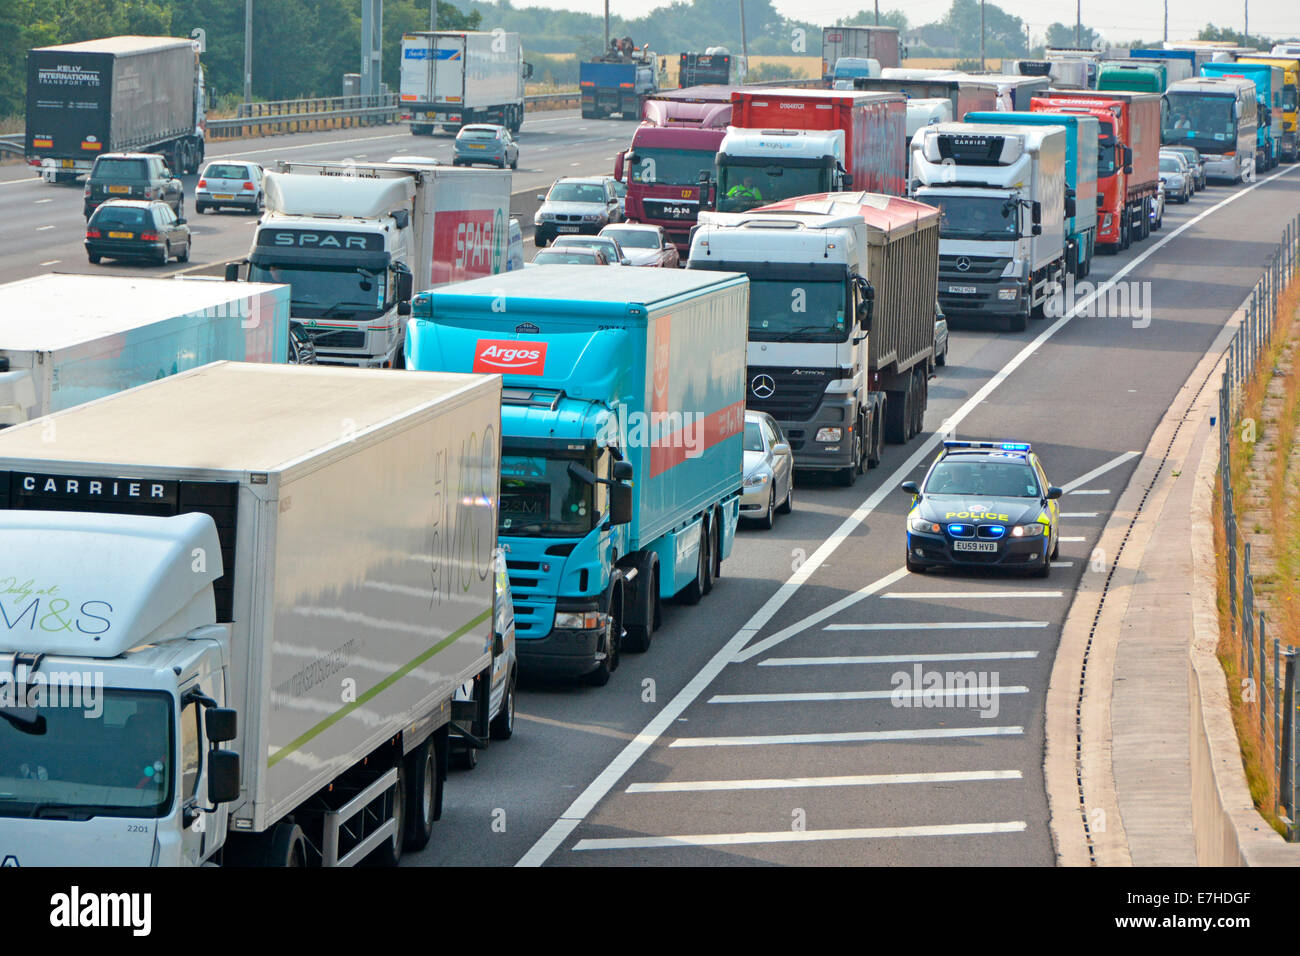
[
  {"xmin": 1044, "ymin": 21, "xmax": 1101, "ymax": 50},
  {"xmin": 1198, "ymin": 23, "xmax": 1272, "ymax": 50}
]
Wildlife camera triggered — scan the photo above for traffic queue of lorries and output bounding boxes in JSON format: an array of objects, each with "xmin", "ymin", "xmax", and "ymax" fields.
[{"xmin": 1, "ymin": 33, "xmax": 1296, "ymax": 868}]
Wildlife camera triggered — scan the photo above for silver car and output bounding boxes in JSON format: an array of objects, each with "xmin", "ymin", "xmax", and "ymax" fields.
[
  {"xmin": 1158, "ymin": 152, "xmax": 1191, "ymax": 204},
  {"xmin": 451, "ymin": 547, "xmax": 517, "ymax": 768},
  {"xmin": 533, "ymin": 177, "xmax": 621, "ymax": 247},
  {"xmin": 195, "ymin": 160, "xmax": 264, "ymax": 214},
  {"xmin": 741, "ymin": 410, "xmax": 794, "ymax": 529},
  {"xmin": 550, "ymin": 234, "xmax": 630, "ymax": 265},
  {"xmin": 933, "ymin": 302, "xmax": 949, "ymax": 369}
]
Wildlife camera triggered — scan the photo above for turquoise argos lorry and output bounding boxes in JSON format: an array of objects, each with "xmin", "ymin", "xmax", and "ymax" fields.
[
  {"xmin": 407, "ymin": 266, "xmax": 748, "ymax": 684},
  {"xmin": 966, "ymin": 110, "xmax": 1099, "ymax": 278},
  {"xmin": 1201, "ymin": 61, "xmax": 1284, "ymax": 170}
]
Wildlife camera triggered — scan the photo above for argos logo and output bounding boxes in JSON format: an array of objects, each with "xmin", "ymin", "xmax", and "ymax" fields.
[{"xmin": 473, "ymin": 339, "xmax": 547, "ymax": 375}]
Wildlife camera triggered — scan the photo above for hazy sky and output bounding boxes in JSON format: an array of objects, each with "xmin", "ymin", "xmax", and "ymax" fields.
[{"xmin": 502, "ymin": 0, "xmax": 1297, "ymax": 44}]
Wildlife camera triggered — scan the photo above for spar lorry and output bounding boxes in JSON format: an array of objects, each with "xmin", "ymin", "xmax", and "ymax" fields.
[
  {"xmin": 689, "ymin": 191, "xmax": 939, "ymax": 477},
  {"xmin": 822, "ymin": 25, "xmax": 902, "ymax": 83},
  {"xmin": 911, "ymin": 122, "xmax": 1067, "ymax": 332},
  {"xmin": 1031, "ymin": 90, "xmax": 1162, "ymax": 251},
  {"xmin": 25, "ymin": 35, "xmax": 206, "ymax": 184},
  {"xmin": 1201, "ymin": 61, "xmax": 1283, "ymax": 170},
  {"xmin": 400, "ymin": 31, "xmax": 530, "ymax": 134},
  {"xmin": 407, "ymin": 267, "xmax": 747, "ymax": 682},
  {"xmin": 226, "ymin": 161, "xmax": 511, "ymax": 368},
  {"xmin": 966, "ymin": 110, "xmax": 1099, "ymax": 278},
  {"xmin": 0, "ymin": 275, "xmax": 288, "ymax": 427},
  {"xmin": 1237, "ymin": 55, "xmax": 1300, "ymax": 162},
  {"xmin": 616, "ymin": 85, "xmax": 739, "ymax": 253},
  {"xmin": 711, "ymin": 88, "xmax": 906, "ymax": 212},
  {"xmin": 1164, "ymin": 77, "xmax": 1258, "ymax": 183},
  {"xmin": 0, "ymin": 362, "xmax": 503, "ymax": 866}
]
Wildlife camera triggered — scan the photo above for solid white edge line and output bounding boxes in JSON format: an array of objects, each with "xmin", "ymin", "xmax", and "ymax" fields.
[
  {"xmin": 707, "ymin": 686, "xmax": 1029, "ymax": 704},
  {"xmin": 571, "ymin": 820, "xmax": 1029, "ymax": 851},
  {"xmin": 1060, "ymin": 450, "xmax": 1139, "ymax": 494},
  {"xmin": 760, "ymin": 650, "xmax": 1040, "ymax": 666},
  {"xmin": 625, "ymin": 769, "xmax": 1024, "ymax": 793},
  {"xmin": 669, "ymin": 725, "xmax": 1024, "ymax": 748},
  {"xmin": 882, "ymin": 591, "xmax": 1063, "ymax": 599},
  {"xmin": 823, "ymin": 620, "xmax": 1049, "ymax": 631},
  {"xmin": 513, "ymin": 158, "xmax": 1300, "ymax": 868}
]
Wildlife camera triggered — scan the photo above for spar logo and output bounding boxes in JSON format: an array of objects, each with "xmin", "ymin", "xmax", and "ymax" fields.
[
  {"xmin": 432, "ymin": 209, "xmax": 498, "ymax": 283},
  {"xmin": 473, "ymin": 339, "xmax": 547, "ymax": 375}
]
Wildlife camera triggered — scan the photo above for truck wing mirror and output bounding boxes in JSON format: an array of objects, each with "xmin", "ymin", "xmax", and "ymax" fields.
[
  {"xmin": 855, "ymin": 277, "xmax": 875, "ymax": 329},
  {"xmin": 207, "ymin": 750, "xmax": 240, "ymax": 804},
  {"xmin": 1123, "ymin": 145, "xmax": 1134, "ymax": 174},
  {"xmin": 613, "ymin": 152, "xmax": 625, "ymax": 182},
  {"xmin": 609, "ymin": 482, "xmax": 633, "ymax": 525},
  {"xmin": 396, "ymin": 269, "xmax": 414, "ymax": 302},
  {"xmin": 1064, "ymin": 195, "xmax": 1076, "ymax": 218},
  {"xmin": 613, "ymin": 460, "xmax": 634, "ymax": 481},
  {"xmin": 224, "ymin": 262, "xmax": 241, "ymax": 282},
  {"xmin": 1031, "ymin": 201, "xmax": 1042, "ymax": 226},
  {"xmin": 392, "ymin": 209, "xmax": 410, "ymax": 230},
  {"xmin": 205, "ymin": 707, "xmax": 237, "ymax": 743}
]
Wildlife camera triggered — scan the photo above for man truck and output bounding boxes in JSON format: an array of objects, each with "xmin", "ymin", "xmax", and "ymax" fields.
[
  {"xmin": 1031, "ymin": 90, "xmax": 1162, "ymax": 251},
  {"xmin": 711, "ymin": 88, "xmax": 906, "ymax": 212},
  {"xmin": 0, "ymin": 275, "xmax": 288, "ymax": 427},
  {"xmin": 226, "ymin": 161, "xmax": 510, "ymax": 368},
  {"xmin": 822, "ymin": 25, "xmax": 902, "ymax": 84},
  {"xmin": 690, "ymin": 191, "xmax": 939, "ymax": 479},
  {"xmin": 911, "ymin": 123, "xmax": 1068, "ymax": 332},
  {"xmin": 0, "ymin": 361, "xmax": 503, "ymax": 866},
  {"xmin": 400, "ymin": 31, "xmax": 530, "ymax": 134},
  {"xmin": 25, "ymin": 35, "xmax": 205, "ymax": 184},
  {"xmin": 407, "ymin": 267, "xmax": 747, "ymax": 683},
  {"xmin": 966, "ymin": 110, "xmax": 1099, "ymax": 278}
]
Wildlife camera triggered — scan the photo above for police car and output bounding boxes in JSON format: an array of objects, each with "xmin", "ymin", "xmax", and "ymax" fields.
[{"xmin": 900, "ymin": 441, "xmax": 1062, "ymax": 577}]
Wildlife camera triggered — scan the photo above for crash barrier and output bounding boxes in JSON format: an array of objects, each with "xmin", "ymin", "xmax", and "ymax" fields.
[{"xmin": 1217, "ymin": 212, "xmax": 1300, "ymax": 838}]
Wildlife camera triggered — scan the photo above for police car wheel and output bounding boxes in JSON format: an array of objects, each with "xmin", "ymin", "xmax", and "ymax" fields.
[
  {"xmin": 1033, "ymin": 552, "xmax": 1052, "ymax": 578},
  {"xmin": 905, "ymin": 552, "xmax": 925, "ymax": 573},
  {"xmin": 1050, "ymin": 536, "xmax": 1059, "ymax": 561}
]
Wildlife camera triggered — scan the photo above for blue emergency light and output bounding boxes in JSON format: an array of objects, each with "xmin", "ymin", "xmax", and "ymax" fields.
[{"xmin": 942, "ymin": 440, "xmax": 1032, "ymax": 453}]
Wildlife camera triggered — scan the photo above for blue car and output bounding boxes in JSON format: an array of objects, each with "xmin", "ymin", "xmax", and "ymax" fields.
[{"xmin": 452, "ymin": 124, "xmax": 519, "ymax": 170}]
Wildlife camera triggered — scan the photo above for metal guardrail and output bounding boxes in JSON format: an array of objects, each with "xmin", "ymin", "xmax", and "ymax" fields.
[
  {"xmin": 1218, "ymin": 212, "xmax": 1300, "ymax": 838},
  {"xmin": 0, "ymin": 134, "xmax": 23, "ymax": 156}
]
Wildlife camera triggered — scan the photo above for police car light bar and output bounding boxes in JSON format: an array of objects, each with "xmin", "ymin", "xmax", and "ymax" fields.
[{"xmin": 943, "ymin": 440, "xmax": 1032, "ymax": 452}]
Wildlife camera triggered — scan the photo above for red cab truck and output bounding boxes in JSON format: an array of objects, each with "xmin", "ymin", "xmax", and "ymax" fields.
[
  {"xmin": 1030, "ymin": 90, "xmax": 1162, "ymax": 252},
  {"xmin": 615, "ymin": 86, "xmax": 740, "ymax": 254},
  {"xmin": 716, "ymin": 88, "xmax": 907, "ymax": 206}
]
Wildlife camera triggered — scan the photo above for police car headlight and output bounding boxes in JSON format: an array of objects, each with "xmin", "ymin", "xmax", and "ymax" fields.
[
  {"xmin": 1011, "ymin": 523, "xmax": 1045, "ymax": 537},
  {"xmin": 909, "ymin": 516, "xmax": 942, "ymax": 533},
  {"xmin": 815, "ymin": 427, "xmax": 842, "ymax": 442}
]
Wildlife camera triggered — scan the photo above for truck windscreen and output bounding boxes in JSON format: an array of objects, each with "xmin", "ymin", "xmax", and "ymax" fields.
[
  {"xmin": 716, "ymin": 163, "xmax": 829, "ymax": 212},
  {"xmin": 1097, "ymin": 121, "xmax": 1118, "ymax": 177},
  {"xmin": 1164, "ymin": 93, "xmax": 1237, "ymax": 150},
  {"xmin": 631, "ymin": 148, "xmax": 715, "ymax": 186},
  {"xmin": 249, "ymin": 263, "xmax": 386, "ymax": 319},
  {"xmin": 0, "ymin": 690, "xmax": 174, "ymax": 820},
  {"xmin": 929, "ymin": 195, "xmax": 1019, "ymax": 240},
  {"xmin": 748, "ymin": 278, "xmax": 849, "ymax": 343},
  {"xmin": 1284, "ymin": 85, "xmax": 1298, "ymax": 111},
  {"xmin": 500, "ymin": 448, "xmax": 595, "ymax": 537}
]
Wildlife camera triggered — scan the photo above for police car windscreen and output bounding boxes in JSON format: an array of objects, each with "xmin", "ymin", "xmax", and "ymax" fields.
[{"xmin": 926, "ymin": 460, "xmax": 1040, "ymax": 497}]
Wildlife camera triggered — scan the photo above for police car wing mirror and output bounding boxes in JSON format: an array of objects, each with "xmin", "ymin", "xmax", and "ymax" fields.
[
  {"xmin": 900, "ymin": 480, "xmax": 921, "ymax": 495},
  {"xmin": 1047, "ymin": 486, "xmax": 1063, "ymax": 500}
]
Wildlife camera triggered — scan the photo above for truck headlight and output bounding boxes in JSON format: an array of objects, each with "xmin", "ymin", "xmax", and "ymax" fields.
[
  {"xmin": 815, "ymin": 427, "xmax": 842, "ymax": 442},
  {"xmin": 555, "ymin": 611, "xmax": 605, "ymax": 630},
  {"xmin": 1102, "ymin": 214, "xmax": 1113, "ymax": 229},
  {"xmin": 909, "ymin": 516, "xmax": 941, "ymax": 533},
  {"xmin": 997, "ymin": 288, "xmax": 1019, "ymax": 301},
  {"xmin": 1010, "ymin": 523, "xmax": 1046, "ymax": 537}
]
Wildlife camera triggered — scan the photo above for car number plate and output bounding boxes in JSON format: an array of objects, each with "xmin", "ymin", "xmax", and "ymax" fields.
[
  {"xmin": 947, "ymin": 284, "xmax": 977, "ymax": 294},
  {"xmin": 468, "ymin": 144, "xmax": 486, "ymax": 149},
  {"xmin": 557, "ymin": 225, "xmax": 579, "ymax": 233},
  {"xmin": 108, "ymin": 185, "xmax": 130, "ymax": 194},
  {"xmin": 107, "ymin": 231, "xmax": 133, "ymax": 239},
  {"xmin": 213, "ymin": 193, "xmax": 234, "ymax": 200},
  {"xmin": 953, "ymin": 540, "xmax": 997, "ymax": 552}
]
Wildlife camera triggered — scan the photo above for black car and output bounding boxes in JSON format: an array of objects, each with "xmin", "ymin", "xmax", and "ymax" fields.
[
  {"xmin": 85, "ymin": 200, "xmax": 191, "ymax": 265},
  {"xmin": 84, "ymin": 152, "xmax": 183, "ymax": 220},
  {"xmin": 901, "ymin": 440, "xmax": 1063, "ymax": 577}
]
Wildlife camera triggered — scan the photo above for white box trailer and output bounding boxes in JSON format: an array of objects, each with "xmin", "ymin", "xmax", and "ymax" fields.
[
  {"xmin": 0, "ymin": 362, "xmax": 502, "ymax": 866},
  {"xmin": 242, "ymin": 161, "xmax": 512, "ymax": 367},
  {"xmin": 400, "ymin": 31, "xmax": 528, "ymax": 134},
  {"xmin": 0, "ymin": 274, "xmax": 289, "ymax": 426}
]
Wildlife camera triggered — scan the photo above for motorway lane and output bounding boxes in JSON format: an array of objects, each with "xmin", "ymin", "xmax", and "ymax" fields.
[
  {"xmin": 397, "ymin": 167, "xmax": 1300, "ymax": 867},
  {"xmin": 0, "ymin": 110, "xmax": 625, "ymax": 283}
]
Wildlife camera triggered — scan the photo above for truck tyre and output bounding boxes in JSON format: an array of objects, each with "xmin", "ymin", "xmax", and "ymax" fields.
[
  {"xmin": 884, "ymin": 390, "xmax": 908, "ymax": 444},
  {"xmin": 403, "ymin": 739, "xmax": 438, "ymax": 851},
  {"xmin": 266, "ymin": 822, "xmax": 308, "ymax": 867},
  {"xmin": 867, "ymin": 409, "xmax": 883, "ymax": 468},
  {"xmin": 622, "ymin": 554, "xmax": 659, "ymax": 652},
  {"xmin": 367, "ymin": 760, "xmax": 406, "ymax": 866},
  {"xmin": 489, "ymin": 669, "xmax": 516, "ymax": 740},
  {"xmin": 454, "ymin": 739, "xmax": 478, "ymax": 770},
  {"xmin": 678, "ymin": 526, "xmax": 709, "ymax": 605},
  {"xmin": 837, "ymin": 426, "xmax": 862, "ymax": 486},
  {"xmin": 1009, "ymin": 308, "xmax": 1028, "ymax": 332},
  {"xmin": 911, "ymin": 370, "xmax": 927, "ymax": 437},
  {"xmin": 584, "ymin": 584, "xmax": 623, "ymax": 685},
  {"xmin": 701, "ymin": 512, "xmax": 718, "ymax": 593}
]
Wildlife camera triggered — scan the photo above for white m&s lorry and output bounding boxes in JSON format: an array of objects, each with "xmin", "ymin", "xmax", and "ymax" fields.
[
  {"xmin": 0, "ymin": 362, "xmax": 503, "ymax": 866},
  {"xmin": 229, "ymin": 161, "xmax": 511, "ymax": 369}
]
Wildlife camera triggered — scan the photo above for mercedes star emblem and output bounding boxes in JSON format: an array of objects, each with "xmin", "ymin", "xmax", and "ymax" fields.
[
  {"xmin": 956, "ymin": 256, "xmax": 971, "ymax": 272},
  {"xmin": 751, "ymin": 374, "xmax": 776, "ymax": 399}
]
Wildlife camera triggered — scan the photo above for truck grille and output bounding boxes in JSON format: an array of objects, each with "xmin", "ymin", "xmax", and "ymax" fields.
[
  {"xmin": 304, "ymin": 328, "xmax": 367, "ymax": 349},
  {"xmin": 938, "ymin": 255, "xmax": 1011, "ymax": 280},
  {"xmin": 642, "ymin": 199, "xmax": 698, "ymax": 221},
  {"xmin": 746, "ymin": 366, "xmax": 835, "ymax": 422}
]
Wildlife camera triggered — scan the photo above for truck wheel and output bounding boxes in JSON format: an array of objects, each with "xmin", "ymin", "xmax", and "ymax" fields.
[
  {"xmin": 867, "ymin": 410, "xmax": 883, "ymax": 468},
  {"xmin": 403, "ymin": 739, "xmax": 437, "ymax": 851},
  {"xmin": 677, "ymin": 527, "xmax": 709, "ymax": 605},
  {"xmin": 837, "ymin": 427, "xmax": 861, "ymax": 486},
  {"xmin": 1009, "ymin": 309, "xmax": 1028, "ymax": 333},
  {"xmin": 265, "ymin": 822, "xmax": 308, "ymax": 867},
  {"xmin": 454, "ymin": 741, "xmax": 478, "ymax": 771},
  {"xmin": 366, "ymin": 760, "xmax": 405, "ymax": 866},
  {"xmin": 489, "ymin": 670, "xmax": 516, "ymax": 740},
  {"xmin": 623, "ymin": 554, "xmax": 659, "ymax": 653},
  {"xmin": 701, "ymin": 513, "xmax": 717, "ymax": 593},
  {"xmin": 584, "ymin": 586, "xmax": 623, "ymax": 685},
  {"xmin": 910, "ymin": 370, "xmax": 927, "ymax": 437},
  {"xmin": 884, "ymin": 390, "xmax": 908, "ymax": 444}
]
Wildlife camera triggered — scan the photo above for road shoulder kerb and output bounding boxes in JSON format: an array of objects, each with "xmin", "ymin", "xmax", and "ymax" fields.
[{"xmin": 1044, "ymin": 293, "xmax": 1245, "ymax": 866}]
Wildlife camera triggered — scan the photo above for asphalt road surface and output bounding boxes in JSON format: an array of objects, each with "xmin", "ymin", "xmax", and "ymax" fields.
[{"xmin": 390, "ymin": 165, "xmax": 1300, "ymax": 867}]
